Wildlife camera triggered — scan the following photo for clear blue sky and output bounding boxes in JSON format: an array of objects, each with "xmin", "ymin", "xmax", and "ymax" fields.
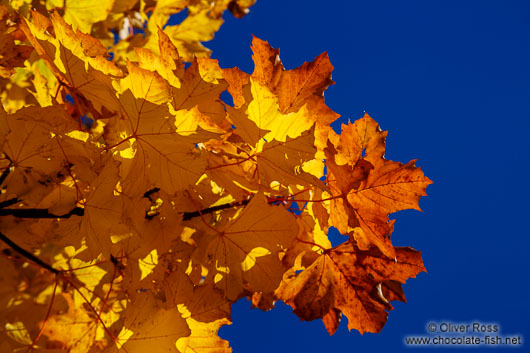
[{"xmin": 202, "ymin": 1, "xmax": 530, "ymax": 351}]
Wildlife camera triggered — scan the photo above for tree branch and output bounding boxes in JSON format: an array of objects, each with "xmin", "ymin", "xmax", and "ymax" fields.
[
  {"xmin": 0, "ymin": 197, "xmax": 19, "ymax": 209},
  {"xmin": 0, "ymin": 166, "xmax": 11, "ymax": 187},
  {"xmin": 182, "ymin": 199, "xmax": 250, "ymax": 220},
  {"xmin": 0, "ymin": 207, "xmax": 84, "ymax": 218},
  {"xmin": 0, "ymin": 200, "xmax": 250, "ymax": 220},
  {"xmin": 0, "ymin": 231, "xmax": 59, "ymax": 274}
]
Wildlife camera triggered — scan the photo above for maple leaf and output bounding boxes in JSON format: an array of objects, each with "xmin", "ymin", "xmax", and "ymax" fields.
[
  {"xmin": 223, "ymin": 67, "xmax": 250, "ymax": 108},
  {"xmin": 324, "ymin": 114, "xmax": 432, "ymax": 257},
  {"xmin": 276, "ymin": 51, "xmax": 334, "ymax": 114},
  {"xmin": 246, "ymin": 79, "xmax": 314, "ymax": 142},
  {"xmin": 156, "ymin": 8, "xmax": 223, "ymax": 62},
  {"xmin": 141, "ymin": 0, "xmax": 255, "ymax": 62},
  {"xmin": 0, "ymin": 2, "xmax": 432, "ymax": 351},
  {"xmin": 224, "ymin": 37, "xmax": 339, "ymax": 142},
  {"xmin": 21, "ymin": 11, "xmax": 122, "ymax": 115},
  {"xmin": 0, "ymin": 6, "xmax": 33, "ymax": 78},
  {"xmin": 249, "ymin": 36, "xmax": 283, "ymax": 89},
  {"xmin": 57, "ymin": 159, "xmax": 122, "ymax": 258},
  {"xmin": 212, "ymin": 80, "xmax": 328, "ymax": 192},
  {"xmin": 46, "ymin": 0, "xmax": 114, "ymax": 34},
  {"xmin": 0, "ymin": 106, "xmax": 70, "ymax": 203},
  {"xmin": 177, "ymin": 318, "xmax": 232, "ymax": 353},
  {"xmin": 106, "ymin": 89, "xmax": 219, "ymax": 195},
  {"xmin": 135, "ymin": 28, "xmax": 185, "ymax": 90},
  {"xmin": 176, "ymin": 283, "xmax": 233, "ymax": 353},
  {"xmin": 192, "ymin": 193, "xmax": 298, "ymax": 301},
  {"xmin": 118, "ymin": 294, "xmax": 191, "ymax": 353},
  {"xmin": 249, "ymin": 36, "xmax": 339, "ymax": 126},
  {"xmin": 170, "ymin": 58, "xmax": 228, "ymax": 126},
  {"xmin": 277, "ymin": 242, "xmax": 426, "ymax": 335},
  {"xmin": 256, "ymin": 129, "xmax": 326, "ymax": 189},
  {"xmin": 40, "ymin": 292, "xmax": 98, "ymax": 352}
]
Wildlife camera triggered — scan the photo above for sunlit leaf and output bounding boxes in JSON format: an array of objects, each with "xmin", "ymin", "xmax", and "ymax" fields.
[{"xmin": 0, "ymin": 3, "xmax": 431, "ymax": 350}]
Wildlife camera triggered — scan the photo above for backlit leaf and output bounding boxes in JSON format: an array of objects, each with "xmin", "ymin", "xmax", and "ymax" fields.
[
  {"xmin": 277, "ymin": 243, "xmax": 426, "ymax": 334},
  {"xmin": 193, "ymin": 193, "xmax": 298, "ymax": 300},
  {"xmin": 0, "ymin": 3, "xmax": 432, "ymax": 350}
]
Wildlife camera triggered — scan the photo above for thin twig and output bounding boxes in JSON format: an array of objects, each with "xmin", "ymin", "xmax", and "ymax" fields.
[
  {"xmin": 182, "ymin": 199, "xmax": 250, "ymax": 220},
  {"xmin": 0, "ymin": 197, "xmax": 19, "ymax": 209},
  {"xmin": 0, "ymin": 231, "xmax": 59, "ymax": 274}
]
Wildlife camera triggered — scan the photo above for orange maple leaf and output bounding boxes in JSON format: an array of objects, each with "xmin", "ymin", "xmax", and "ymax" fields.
[
  {"xmin": 0, "ymin": 3, "xmax": 433, "ymax": 348},
  {"xmin": 277, "ymin": 242, "xmax": 426, "ymax": 335},
  {"xmin": 192, "ymin": 193, "xmax": 298, "ymax": 301},
  {"xmin": 325, "ymin": 114, "xmax": 432, "ymax": 257}
]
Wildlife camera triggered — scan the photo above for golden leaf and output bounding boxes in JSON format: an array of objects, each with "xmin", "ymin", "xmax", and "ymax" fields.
[
  {"xmin": 0, "ymin": 5, "xmax": 432, "ymax": 350},
  {"xmin": 193, "ymin": 193, "xmax": 298, "ymax": 300}
]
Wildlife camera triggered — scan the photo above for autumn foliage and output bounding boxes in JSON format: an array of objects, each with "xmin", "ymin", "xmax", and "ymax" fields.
[{"xmin": 0, "ymin": 1, "xmax": 432, "ymax": 352}]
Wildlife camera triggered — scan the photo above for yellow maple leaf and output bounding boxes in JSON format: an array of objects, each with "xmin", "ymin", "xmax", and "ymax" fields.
[
  {"xmin": 47, "ymin": 0, "xmax": 114, "ymax": 33},
  {"xmin": 0, "ymin": 5, "xmax": 433, "ymax": 351},
  {"xmin": 107, "ymin": 89, "xmax": 219, "ymax": 195},
  {"xmin": 118, "ymin": 294, "xmax": 190, "ymax": 353},
  {"xmin": 193, "ymin": 193, "xmax": 298, "ymax": 300}
]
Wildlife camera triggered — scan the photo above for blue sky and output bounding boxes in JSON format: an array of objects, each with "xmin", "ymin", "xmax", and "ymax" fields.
[{"xmin": 204, "ymin": 1, "xmax": 530, "ymax": 352}]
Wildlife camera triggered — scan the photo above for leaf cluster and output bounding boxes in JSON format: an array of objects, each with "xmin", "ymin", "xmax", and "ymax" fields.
[{"xmin": 0, "ymin": 2, "xmax": 432, "ymax": 352}]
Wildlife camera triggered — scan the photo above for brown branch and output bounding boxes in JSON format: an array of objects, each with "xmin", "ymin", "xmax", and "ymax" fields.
[
  {"xmin": 0, "ymin": 191, "xmax": 294, "ymax": 223},
  {"xmin": 0, "ymin": 197, "xmax": 19, "ymax": 209},
  {"xmin": 182, "ymin": 199, "xmax": 250, "ymax": 220},
  {"xmin": 0, "ymin": 231, "xmax": 59, "ymax": 274},
  {"xmin": 0, "ymin": 166, "xmax": 11, "ymax": 186},
  {"xmin": 0, "ymin": 198, "xmax": 249, "ymax": 221},
  {"xmin": 0, "ymin": 207, "xmax": 84, "ymax": 218}
]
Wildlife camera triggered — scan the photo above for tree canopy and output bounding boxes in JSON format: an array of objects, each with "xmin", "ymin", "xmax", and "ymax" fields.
[{"xmin": 0, "ymin": 1, "xmax": 432, "ymax": 352}]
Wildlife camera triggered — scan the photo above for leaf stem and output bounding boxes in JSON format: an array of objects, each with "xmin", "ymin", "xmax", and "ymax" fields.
[
  {"xmin": 291, "ymin": 195, "xmax": 340, "ymax": 203},
  {"xmin": 296, "ymin": 237, "xmax": 328, "ymax": 252},
  {"xmin": 30, "ymin": 280, "xmax": 58, "ymax": 348}
]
